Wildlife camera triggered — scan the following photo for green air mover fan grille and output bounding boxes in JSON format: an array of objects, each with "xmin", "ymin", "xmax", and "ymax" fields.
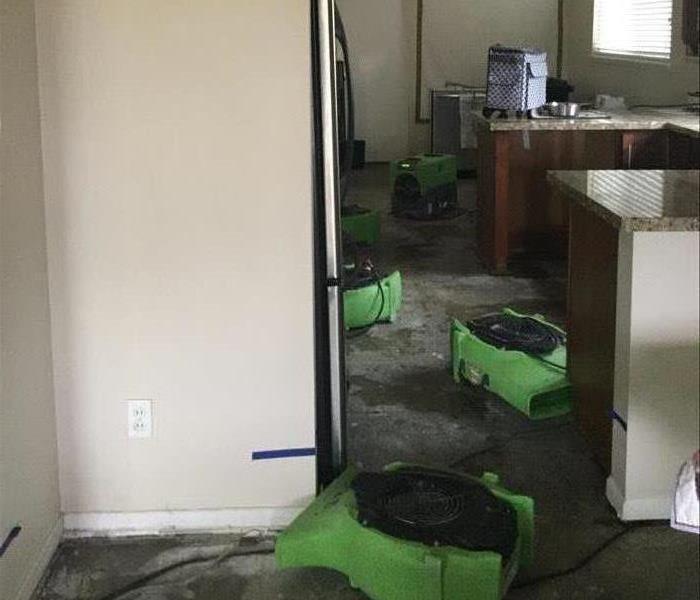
[
  {"xmin": 352, "ymin": 467, "xmax": 518, "ymax": 558},
  {"xmin": 467, "ymin": 313, "xmax": 566, "ymax": 355},
  {"xmin": 451, "ymin": 308, "xmax": 571, "ymax": 420},
  {"xmin": 276, "ymin": 465, "xmax": 535, "ymax": 600}
]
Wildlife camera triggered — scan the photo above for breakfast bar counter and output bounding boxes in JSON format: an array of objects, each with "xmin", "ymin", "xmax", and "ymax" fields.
[
  {"xmin": 475, "ymin": 108, "xmax": 700, "ymax": 137},
  {"xmin": 475, "ymin": 109, "xmax": 700, "ymax": 273},
  {"xmin": 549, "ymin": 169, "xmax": 699, "ymax": 521}
]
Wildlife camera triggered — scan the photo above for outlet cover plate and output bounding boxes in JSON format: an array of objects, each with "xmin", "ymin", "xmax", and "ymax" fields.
[{"xmin": 128, "ymin": 400, "xmax": 153, "ymax": 438}]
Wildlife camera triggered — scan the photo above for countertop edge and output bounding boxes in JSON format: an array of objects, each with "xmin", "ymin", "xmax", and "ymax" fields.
[
  {"xmin": 547, "ymin": 171, "xmax": 700, "ymax": 233},
  {"xmin": 475, "ymin": 112, "xmax": 699, "ymax": 137}
]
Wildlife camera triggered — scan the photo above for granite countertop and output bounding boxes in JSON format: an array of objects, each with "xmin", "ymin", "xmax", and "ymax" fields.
[
  {"xmin": 547, "ymin": 170, "xmax": 700, "ymax": 232},
  {"xmin": 474, "ymin": 108, "xmax": 700, "ymax": 137}
]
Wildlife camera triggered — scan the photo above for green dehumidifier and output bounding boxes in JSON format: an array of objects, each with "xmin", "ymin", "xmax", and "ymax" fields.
[
  {"xmin": 276, "ymin": 464, "xmax": 534, "ymax": 600},
  {"xmin": 391, "ymin": 153, "xmax": 459, "ymax": 219},
  {"xmin": 451, "ymin": 309, "xmax": 571, "ymax": 420}
]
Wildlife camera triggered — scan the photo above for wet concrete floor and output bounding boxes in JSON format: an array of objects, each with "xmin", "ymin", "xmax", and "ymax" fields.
[{"xmin": 35, "ymin": 165, "xmax": 699, "ymax": 600}]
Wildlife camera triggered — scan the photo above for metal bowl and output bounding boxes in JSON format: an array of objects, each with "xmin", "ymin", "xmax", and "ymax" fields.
[
  {"xmin": 533, "ymin": 102, "xmax": 581, "ymax": 119},
  {"xmin": 543, "ymin": 102, "xmax": 581, "ymax": 117}
]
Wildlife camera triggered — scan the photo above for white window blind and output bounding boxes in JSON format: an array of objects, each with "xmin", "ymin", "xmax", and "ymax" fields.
[{"xmin": 593, "ymin": 0, "xmax": 673, "ymax": 60}]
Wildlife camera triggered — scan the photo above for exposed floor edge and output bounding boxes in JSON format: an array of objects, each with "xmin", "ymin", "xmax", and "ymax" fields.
[
  {"xmin": 607, "ymin": 477, "xmax": 672, "ymax": 521},
  {"xmin": 16, "ymin": 516, "xmax": 63, "ymax": 600},
  {"xmin": 605, "ymin": 476, "xmax": 625, "ymax": 518},
  {"xmin": 62, "ymin": 507, "xmax": 305, "ymax": 538}
]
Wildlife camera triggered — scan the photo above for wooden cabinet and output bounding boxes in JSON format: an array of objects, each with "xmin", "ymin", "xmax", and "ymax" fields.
[
  {"xmin": 620, "ymin": 131, "xmax": 669, "ymax": 169},
  {"xmin": 476, "ymin": 126, "xmax": 699, "ymax": 273},
  {"xmin": 476, "ymin": 128, "xmax": 620, "ymax": 273},
  {"xmin": 668, "ymin": 131, "xmax": 700, "ymax": 169},
  {"xmin": 622, "ymin": 130, "xmax": 700, "ymax": 170},
  {"xmin": 566, "ymin": 203, "xmax": 619, "ymax": 471}
]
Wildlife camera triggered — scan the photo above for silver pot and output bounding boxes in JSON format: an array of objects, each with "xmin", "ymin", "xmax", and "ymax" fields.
[{"xmin": 556, "ymin": 102, "xmax": 581, "ymax": 117}]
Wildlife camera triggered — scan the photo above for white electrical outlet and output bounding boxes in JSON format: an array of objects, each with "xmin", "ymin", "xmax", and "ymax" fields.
[{"xmin": 128, "ymin": 400, "xmax": 153, "ymax": 438}]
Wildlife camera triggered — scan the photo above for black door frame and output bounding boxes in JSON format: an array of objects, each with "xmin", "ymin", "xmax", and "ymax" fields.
[{"xmin": 310, "ymin": 0, "xmax": 346, "ymax": 490}]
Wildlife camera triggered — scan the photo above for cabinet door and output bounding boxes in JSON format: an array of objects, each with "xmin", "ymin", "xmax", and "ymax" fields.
[
  {"xmin": 668, "ymin": 132, "xmax": 700, "ymax": 169},
  {"xmin": 620, "ymin": 131, "xmax": 670, "ymax": 169}
]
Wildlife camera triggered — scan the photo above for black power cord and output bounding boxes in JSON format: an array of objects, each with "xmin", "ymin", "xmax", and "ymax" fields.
[
  {"xmin": 344, "ymin": 256, "xmax": 388, "ymax": 337},
  {"xmin": 97, "ymin": 542, "xmax": 275, "ymax": 600},
  {"xmin": 467, "ymin": 313, "xmax": 566, "ymax": 371},
  {"xmin": 512, "ymin": 523, "xmax": 660, "ymax": 590},
  {"xmin": 446, "ymin": 424, "xmax": 664, "ymax": 593}
]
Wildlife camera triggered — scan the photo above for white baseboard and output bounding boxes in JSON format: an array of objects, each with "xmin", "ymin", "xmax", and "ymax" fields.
[
  {"xmin": 63, "ymin": 506, "xmax": 304, "ymax": 538},
  {"xmin": 15, "ymin": 516, "xmax": 63, "ymax": 600},
  {"xmin": 606, "ymin": 476, "xmax": 625, "ymax": 517},
  {"xmin": 606, "ymin": 476, "xmax": 672, "ymax": 521}
]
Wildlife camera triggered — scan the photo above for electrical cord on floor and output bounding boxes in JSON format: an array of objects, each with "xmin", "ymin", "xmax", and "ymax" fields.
[
  {"xmin": 96, "ymin": 541, "xmax": 275, "ymax": 600},
  {"xmin": 448, "ymin": 429, "xmax": 665, "ymax": 591},
  {"xmin": 448, "ymin": 420, "xmax": 575, "ymax": 469},
  {"xmin": 511, "ymin": 523, "xmax": 660, "ymax": 590},
  {"xmin": 372, "ymin": 268, "xmax": 387, "ymax": 324}
]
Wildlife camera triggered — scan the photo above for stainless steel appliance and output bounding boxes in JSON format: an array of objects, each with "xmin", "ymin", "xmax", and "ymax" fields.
[{"xmin": 431, "ymin": 86, "xmax": 485, "ymax": 173}]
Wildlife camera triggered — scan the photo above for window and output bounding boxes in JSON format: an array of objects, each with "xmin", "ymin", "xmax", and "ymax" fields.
[{"xmin": 593, "ymin": 0, "xmax": 673, "ymax": 61}]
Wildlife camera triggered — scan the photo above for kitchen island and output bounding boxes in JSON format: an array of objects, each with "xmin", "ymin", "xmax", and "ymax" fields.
[
  {"xmin": 549, "ymin": 169, "xmax": 699, "ymax": 521},
  {"xmin": 475, "ymin": 108, "xmax": 700, "ymax": 273}
]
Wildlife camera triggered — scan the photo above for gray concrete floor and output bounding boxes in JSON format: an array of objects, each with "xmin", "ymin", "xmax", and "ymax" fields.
[{"xmin": 35, "ymin": 165, "xmax": 699, "ymax": 600}]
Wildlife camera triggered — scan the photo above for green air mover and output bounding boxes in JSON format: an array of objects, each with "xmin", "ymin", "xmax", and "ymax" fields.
[
  {"xmin": 391, "ymin": 153, "xmax": 459, "ymax": 220},
  {"xmin": 276, "ymin": 464, "xmax": 534, "ymax": 600},
  {"xmin": 451, "ymin": 308, "xmax": 571, "ymax": 420},
  {"xmin": 344, "ymin": 271, "xmax": 402, "ymax": 330},
  {"xmin": 341, "ymin": 204, "xmax": 381, "ymax": 245}
]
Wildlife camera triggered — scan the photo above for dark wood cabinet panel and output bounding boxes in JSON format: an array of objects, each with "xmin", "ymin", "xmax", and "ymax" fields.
[
  {"xmin": 668, "ymin": 131, "xmax": 700, "ymax": 169},
  {"xmin": 620, "ymin": 130, "xmax": 669, "ymax": 169},
  {"xmin": 567, "ymin": 203, "xmax": 619, "ymax": 472},
  {"xmin": 622, "ymin": 130, "xmax": 700, "ymax": 170},
  {"xmin": 476, "ymin": 129, "xmax": 620, "ymax": 272},
  {"xmin": 477, "ymin": 126, "xmax": 698, "ymax": 273}
]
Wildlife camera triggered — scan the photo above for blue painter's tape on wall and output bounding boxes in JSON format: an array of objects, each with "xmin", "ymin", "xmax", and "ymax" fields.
[
  {"xmin": 610, "ymin": 409, "xmax": 628, "ymax": 432},
  {"xmin": 252, "ymin": 447, "xmax": 317, "ymax": 461},
  {"xmin": 0, "ymin": 526, "xmax": 21, "ymax": 557}
]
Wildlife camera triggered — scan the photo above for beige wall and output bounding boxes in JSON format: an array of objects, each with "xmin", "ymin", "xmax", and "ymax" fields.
[
  {"xmin": 420, "ymin": 0, "xmax": 558, "ymax": 117},
  {"xmin": 35, "ymin": 0, "xmax": 317, "ymax": 522},
  {"xmin": 336, "ymin": 0, "xmax": 413, "ymax": 162},
  {"xmin": 0, "ymin": 1, "xmax": 62, "ymax": 598},
  {"xmin": 562, "ymin": 0, "xmax": 700, "ymax": 105},
  {"xmin": 337, "ymin": 0, "xmax": 559, "ymax": 161}
]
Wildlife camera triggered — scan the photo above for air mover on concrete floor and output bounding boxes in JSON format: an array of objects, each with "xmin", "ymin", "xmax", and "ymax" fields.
[
  {"xmin": 344, "ymin": 271, "xmax": 402, "ymax": 330},
  {"xmin": 342, "ymin": 204, "xmax": 381, "ymax": 246},
  {"xmin": 391, "ymin": 153, "xmax": 460, "ymax": 220},
  {"xmin": 451, "ymin": 308, "xmax": 571, "ymax": 420},
  {"xmin": 276, "ymin": 464, "xmax": 534, "ymax": 600},
  {"xmin": 343, "ymin": 242, "xmax": 402, "ymax": 331}
]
